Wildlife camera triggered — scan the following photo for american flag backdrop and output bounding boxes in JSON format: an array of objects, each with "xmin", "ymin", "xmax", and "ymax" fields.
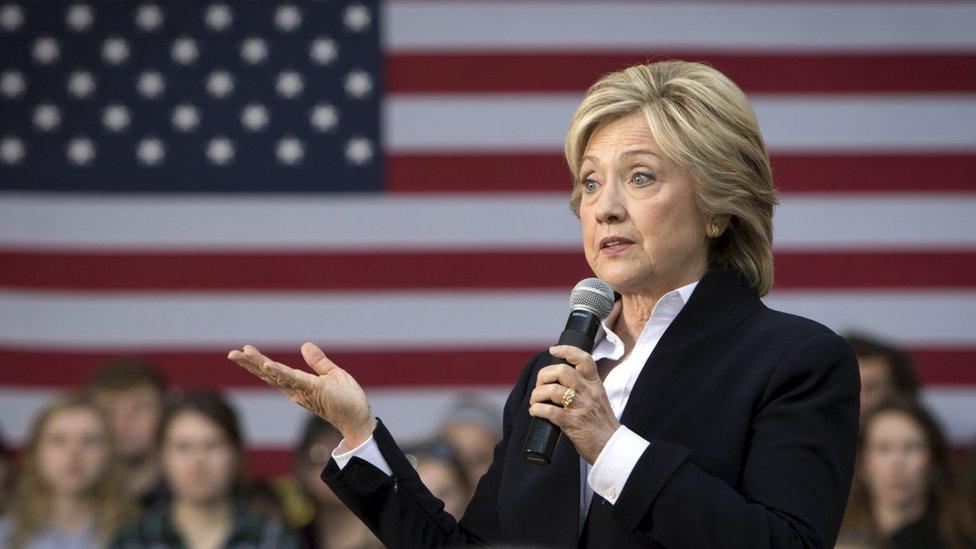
[{"xmin": 1, "ymin": 1, "xmax": 975, "ymax": 476}]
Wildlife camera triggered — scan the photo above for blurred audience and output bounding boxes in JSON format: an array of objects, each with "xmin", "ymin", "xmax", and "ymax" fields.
[
  {"xmin": 0, "ymin": 427, "xmax": 14, "ymax": 517},
  {"xmin": 89, "ymin": 358, "xmax": 170, "ymax": 510},
  {"xmin": 110, "ymin": 391, "xmax": 299, "ymax": 548},
  {"xmin": 404, "ymin": 438, "xmax": 472, "ymax": 519},
  {"xmin": 439, "ymin": 394, "xmax": 503, "ymax": 489},
  {"xmin": 840, "ymin": 399, "xmax": 976, "ymax": 548},
  {"xmin": 845, "ymin": 333, "xmax": 921, "ymax": 418},
  {"xmin": 0, "ymin": 393, "xmax": 131, "ymax": 548},
  {"xmin": 293, "ymin": 415, "xmax": 380, "ymax": 549}
]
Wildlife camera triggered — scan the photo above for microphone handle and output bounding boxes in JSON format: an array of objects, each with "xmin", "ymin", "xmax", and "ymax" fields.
[{"xmin": 522, "ymin": 310, "xmax": 602, "ymax": 465}]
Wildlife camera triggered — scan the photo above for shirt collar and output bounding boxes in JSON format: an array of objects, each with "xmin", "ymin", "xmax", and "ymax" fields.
[{"xmin": 592, "ymin": 279, "xmax": 700, "ymax": 361}]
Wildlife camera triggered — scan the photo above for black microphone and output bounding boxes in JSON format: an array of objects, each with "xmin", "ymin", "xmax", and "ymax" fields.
[{"xmin": 522, "ymin": 278, "xmax": 615, "ymax": 465}]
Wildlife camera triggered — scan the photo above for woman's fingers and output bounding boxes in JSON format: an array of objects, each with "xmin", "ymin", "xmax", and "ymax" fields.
[
  {"xmin": 301, "ymin": 341, "xmax": 338, "ymax": 376},
  {"xmin": 529, "ymin": 383, "xmax": 577, "ymax": 406},
  {"xmin": 549, "ymin": 345, "xmax": 599, "ymax": 381},
  {"xmin": 536, "ymin": 363, "xmax": 582, "ymax": 389}
]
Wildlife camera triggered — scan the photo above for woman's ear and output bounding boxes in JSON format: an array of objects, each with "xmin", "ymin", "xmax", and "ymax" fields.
[{"xmin": 706, "ymin": 215, "xmax": 731, "ymax": 238}]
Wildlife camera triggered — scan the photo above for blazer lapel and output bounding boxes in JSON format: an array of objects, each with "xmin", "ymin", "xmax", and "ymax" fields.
[{"xmin": 620, "ymin": 269, "xmax": 759, "ymax": 432}]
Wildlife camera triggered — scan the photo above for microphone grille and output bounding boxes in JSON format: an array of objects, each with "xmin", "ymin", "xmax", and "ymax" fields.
[{"xmin": 569, "ymin": 278, "xmax": 615, "ymax": 319}]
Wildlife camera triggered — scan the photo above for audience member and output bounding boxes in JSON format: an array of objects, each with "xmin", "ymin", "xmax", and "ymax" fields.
[
  {"xmin": 110, "ymin": 391, "xmax": 300, "ymax": 548},
  {"xmin": 403, "ymin": 438, "xmax": 472, "ymax": 519},
  {"xmin": 845, "ymin": 334, "xmax": 921, "ymax": 418},
  {"xmin": 0, "ymin": 393, "xmax": 131, "ymax": 548},
  {"xmin": 293, "ymin": 415, "xmax": 380, "ymax": 549},
  {"xmin": 840, "ymin": 399, "xmax": 976, "ymax": 548},
  {"xmin": 89, "ymin": 358, "xmax": 170, "ymax": 510},
  {"xmin": 438, "ymin": 394, "xmax": 503, "ymax": 488}
]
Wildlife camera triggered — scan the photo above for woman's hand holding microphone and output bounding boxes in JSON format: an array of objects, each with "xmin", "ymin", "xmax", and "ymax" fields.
[{"xmin": 227, "ymin": 342, "xmax": 377, "ymax": 448}]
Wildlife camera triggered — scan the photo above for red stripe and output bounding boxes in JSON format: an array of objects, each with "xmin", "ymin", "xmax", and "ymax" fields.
[
  {"xmin": 387, "ymin": 153, "xmax": 976, "ymax": 193},
  {"xmin": 0, "ymin": 347, "xmax": 973, "ymax": 388},
  {"xmin": 2, "ymin": 250, "xmax": 975, "ymax": 291},
  {"xmin": 387, "ymin": 53, "xmax": 976, "ymax": 94}
]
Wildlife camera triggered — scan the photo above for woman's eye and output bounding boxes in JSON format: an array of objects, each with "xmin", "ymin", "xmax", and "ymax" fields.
[
  {"xmin": 633, "ymin": 172, "xmax": 655, "ymax": 186},
  {"xmin": 583, "ymin": 179, "xmax": 599, "ymax": 193}
]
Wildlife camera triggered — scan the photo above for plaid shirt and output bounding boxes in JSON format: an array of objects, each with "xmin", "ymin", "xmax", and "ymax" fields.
[{"xmin": 109, "ymin": 502, "xmax": 303, "ymax": 549}]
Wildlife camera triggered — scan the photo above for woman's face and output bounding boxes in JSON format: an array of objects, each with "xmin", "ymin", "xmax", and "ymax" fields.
[
  {"xmin": 861, "ymin": 411, "xmax": 932, "ymax": 508},
  {"xmin": 37, "ymin": 407, "xmax": 111, "ymax": 497},
  {"xmin": 297, "ymin": 433, "xmax": 344, "ymax": 507},
  {"xmin": 578, "ymin": 111, "xmax": 710, "ymax": 295},
  {"xmin": 162, "ymin": 411, "xmax": 238, "ymax": 504},
  {"xmin": 416, "ymin": 459, "xmax": 468, "ymax": 519}
]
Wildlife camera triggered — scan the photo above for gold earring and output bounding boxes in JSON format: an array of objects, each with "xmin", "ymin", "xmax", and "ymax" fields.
[{"xmin": 707, "ymin": 223, "xmax": 721, "ymax": 238}]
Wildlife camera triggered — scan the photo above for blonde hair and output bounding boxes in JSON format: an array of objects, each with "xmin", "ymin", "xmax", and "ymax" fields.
[
  {"xmin": 6, "ymin": 393, "xmax": 133, "ymax": 548},
  {"xmin": 565, "ymin": 60, "xmax": 777, "ymax": 295}
]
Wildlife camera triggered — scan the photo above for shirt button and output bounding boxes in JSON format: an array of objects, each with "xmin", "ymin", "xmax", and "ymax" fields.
[{"xmin": 608, "ymin": 489, "xmax": 617, "ymax": 500}]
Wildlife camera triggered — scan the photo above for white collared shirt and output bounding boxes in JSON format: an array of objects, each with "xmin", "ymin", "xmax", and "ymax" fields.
[{"xmin": 332, "ymin": 280, "xmax": 699, "ymax": 533}]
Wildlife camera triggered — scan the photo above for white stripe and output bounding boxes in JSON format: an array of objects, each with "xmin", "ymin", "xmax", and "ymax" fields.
[
  {"xmin": 385, "ymin": 95, "xmax": 976, "ymax": 152},
  {"xmin": 0, "ymin": 289, "xmax": 974, "ymax": 348},
  {"xmin": 1, "ymin": 387, "xmax": 973, "ymax": 447},
  {"xmin": 385, "ymin": 2, "xmax": 976, "ymax": 52},
  {"xmin": 2, "ymin": 193, "xmax": 975, "ymax": 251}
]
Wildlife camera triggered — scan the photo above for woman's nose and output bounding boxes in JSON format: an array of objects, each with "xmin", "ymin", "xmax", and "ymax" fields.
[{"xmin": 595, "ymin": 180, "xmax": 627, "ymax": 224}]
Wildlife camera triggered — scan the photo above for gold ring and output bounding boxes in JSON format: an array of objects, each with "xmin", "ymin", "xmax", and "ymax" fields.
[{"xmin": 561, "ymin": 387, "xmax": 576, "ymax": 408}]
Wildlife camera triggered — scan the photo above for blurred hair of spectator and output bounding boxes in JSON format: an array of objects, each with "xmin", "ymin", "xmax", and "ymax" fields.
[
  {"xmin": 439, "ymin": 394, "xmax": 503, "ymax": 488},
  {"xmin": 0, "ymin": 393, "xmax": 132, "ymax": 548},
  {"xmin": 0, "ymin": 426, "xmax": 14, "ymax": 517},
  {"xmin": 404, "ymin": 438, "xmax": 473, "ymax": 520},
  {"xmin": 110, "ymin": 391, "xmax": 300, "ymax": 548},
  {"xmin": 88, "ymin": 358, "xmax": 170, "ymax": 510},
  {"xmin": 845, "ymin": 333, "xmax": 921, "ymax": 417},
  {"xmin": 840, "ymin": 399, "xmax": 976, "ymax": 549},
  {"xmin": 294, "ymin": 415, "xmax": 380, "ymax": 549}
]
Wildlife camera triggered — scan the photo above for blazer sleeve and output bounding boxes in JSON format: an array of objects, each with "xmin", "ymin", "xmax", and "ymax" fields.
[
  {"xmin": 320, "ymin": 351, "xmax": 544, "ymax": 548},
  {"xmin": 610, "ymin": 332, "xmax": 860, "ymax": 548}
]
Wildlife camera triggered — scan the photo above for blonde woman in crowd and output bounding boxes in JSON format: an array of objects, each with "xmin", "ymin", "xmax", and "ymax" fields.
[
  {"xmin": 840, "ymin": 399, "xmax": 976, "ymax": 548},
  {"xmin": 0, "ymin": 393, "xmax": 131, "ymax": 548}
]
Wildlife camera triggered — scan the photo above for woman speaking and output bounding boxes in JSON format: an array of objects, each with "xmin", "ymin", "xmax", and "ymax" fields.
[{"xmin": 228, "ymin": 61, "xmax": 860, "ymax": 548}]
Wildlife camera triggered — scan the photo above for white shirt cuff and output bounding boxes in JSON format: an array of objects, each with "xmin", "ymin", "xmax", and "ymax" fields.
[
  {"xmin": 587, "ymin": 425, "xmax": 650, "ymax": 504},
  {"xmin": 331, "ymin": 435, "xmax": 393, "ymax": 476}
]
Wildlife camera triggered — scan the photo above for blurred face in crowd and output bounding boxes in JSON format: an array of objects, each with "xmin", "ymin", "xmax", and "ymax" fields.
[
  {"xmin": 441, "ymin": 421, "xmax": 498, "ymax": 485},
  {"xmin": 37, "ymin": 406, "xmax": 112, "ymax": 497},
  {"xmin": 296, "ymin": 432, "xmax": 344, "ymax": 507},
  {"xmin": 415, "ymin": 458, "xmax": 469, "ymax": 519},
  {"xmin": 94, "ymin": 385, "xmax": 164, "ymax": 461},
  {"xmin": 858, "ymin": 356, "xmax": 895, "ymax": 415},
  {"xmin": 578, "ymin": 111, "xmax": 711, "ymax": 295},
  {"xmin": 162, "ymin": 411, "xmax": 239, "ymax": 505},
  {"xmin": 861, "ymin": 411, "xmax": 931, "ymax": 509}
]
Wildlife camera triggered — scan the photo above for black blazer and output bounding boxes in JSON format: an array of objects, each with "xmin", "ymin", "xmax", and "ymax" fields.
[{"xmin": 322, "ymin": 268, "xmax": 860, "ymax": 548}]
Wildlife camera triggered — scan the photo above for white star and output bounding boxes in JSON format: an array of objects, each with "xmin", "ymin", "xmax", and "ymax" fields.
[
  {"xmin": 309, "ymin": 37, "xmax": 337, "ymax": 66},
  {"xmin": 67, "ymin": 70, "xmax": 95, "ymax": 99},
  {"xmin": 276, "ymin": 137, "xmax": 304, "ymax": 165},
  {"xmin": 310, "ymin": 104, "xmax": 338, "ymax": 132},
  {"xmin": 134, "ymin": 4, "xmax": 164, "ymax": 32},
  {"xmin": 136, "ymin": 137, "xmax": 165, "ymax": 166},
  {"xmin": 275, "ymin": 71, "xmax": 303, "ymax": 99},
  {"xmin": 205, "ymin": 3, "xmax": 232, "ymax": 31},
  {"xmin": 345, "ymin": 137, "xmax": 374, "ymax": 165},
  {"xmin": 171, "ymin": 37, "xmax": 198, "ymax": 66},
  {"xmin": 240, "ymin": 103, "xmax": 269, "ymax": 132},
  {"xmin": 65, "ymin": 4, "xmax": 94, "ymax": 32},
  {"xmin": 0, "ymin": 3, "xmax": 24, "ymax": 32},
  {"xmin": 101, "ymin": 36, "xmax": 130, "ymax": 65},
  {"xmin": 343, "ymin": 4, "xmax": 371, "ymax": 32},
  {"xmin": 102, "ymin": 104, "xmax": 131, "ymax": 133},
  {"xmin": 137, "ymin": 70, "xmax": 165, "ymax": 99},
  {"xmin": 274, "ymin": 4, "xmax": 301, "ymax": 32},
  {"xmin": 66, "ymin": 137, "xmax": 96, "ymax": 166},
  {"xmin": 0, "ymin": 70, "xmax": 26, "ymax": 99},
  {"xmin": 240, "ymin": 37, "xmax": 268, "ymax": 65},
  {"xmin": 32, "ymin": 36, "xmax": 61, "ymax": 65},
  {"xmin": 33, "ymin": 104, "xmax": 61, "ymax": 132},
  {"xmin": 0, "ymin": 137, "xmax": 26, "ymax": 165},
  {"xmin": 172, "ymin": 104, "xmax": 199, "ymax": 132},
  {"xmin": 206, "ymin": 70, "xmax": 234, "ymax": 98},
  {"xmin": 206, "ymin": 136, "xmax": 234, "ymax": 165},
  {"xmin": 344, "ymin": 70, "xmax": 373, "ymax": 99}
]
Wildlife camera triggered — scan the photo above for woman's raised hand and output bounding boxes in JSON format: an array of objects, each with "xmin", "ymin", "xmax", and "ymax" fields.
[{"xmin": 227, "ymin": 342, "xmax": 376, "ymax": 447}]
